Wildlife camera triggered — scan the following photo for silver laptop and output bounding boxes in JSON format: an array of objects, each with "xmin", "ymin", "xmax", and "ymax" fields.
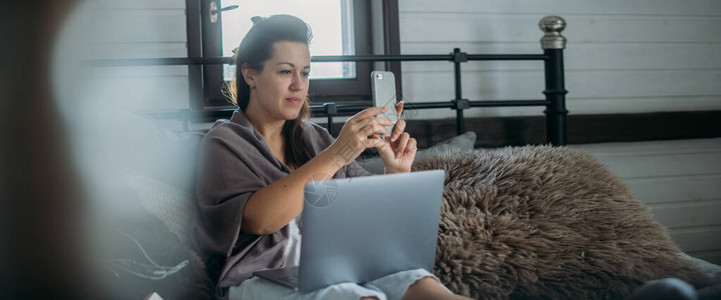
[{"xmin": 253, "ymin": 169, "xmax": 445, "ymax": 292}]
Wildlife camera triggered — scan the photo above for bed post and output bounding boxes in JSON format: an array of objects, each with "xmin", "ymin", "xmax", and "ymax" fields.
[
  {"xmin": 452, "ymin": 48, "xmax": 469, "ymax": 135},
  {"xmin": 323, "ymin": 102, "xmax": 338, "ymax": 135},
  {"xmin": 540, "ymin": 16, "xmax": 568, "ymax": 146}
]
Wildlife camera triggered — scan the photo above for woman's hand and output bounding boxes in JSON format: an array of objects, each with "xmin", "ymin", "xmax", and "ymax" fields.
[
  {"xmin": 376, "ymin": 102, "xmax": 417, "ymax": 173},
  {"xmin": 326, "ymin": 106, "xmax": 394, "ymax": 168}
]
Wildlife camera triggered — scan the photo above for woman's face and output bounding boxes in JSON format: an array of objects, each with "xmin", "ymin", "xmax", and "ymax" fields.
[{"xmin": 245, "ymin": 41, "xmax": 311, "ymax": 122}]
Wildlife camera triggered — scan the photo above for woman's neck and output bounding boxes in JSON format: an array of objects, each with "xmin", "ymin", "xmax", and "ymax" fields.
[
  {"xmin": 252, "ymin": 119, "xmax": 285, "ymax": 142},
  {"xmin": 245, "ymin": 101, "xmax": 286, "ymax": 142}
]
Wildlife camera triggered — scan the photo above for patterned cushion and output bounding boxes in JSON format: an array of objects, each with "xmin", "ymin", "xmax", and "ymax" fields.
[{"xmin": 125, "ymin": 170, "xmax": 199, "ymax": 247}]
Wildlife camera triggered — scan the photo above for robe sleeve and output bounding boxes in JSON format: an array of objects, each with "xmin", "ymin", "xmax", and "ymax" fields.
[
  {"xmin": 306, "ymin": 123, "xmax": 375, "ymax": 178},
  {"xmin": 195, "ymin": 133, "xmax": 266, "ymax": 257}
]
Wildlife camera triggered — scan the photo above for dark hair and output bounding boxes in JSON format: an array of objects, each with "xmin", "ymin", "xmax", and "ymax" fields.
[{"xmin": 228, "ymin": 14, "xmax": 313, "ymax": 169}]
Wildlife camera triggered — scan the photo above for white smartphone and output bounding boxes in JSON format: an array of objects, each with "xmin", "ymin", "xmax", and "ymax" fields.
[{"xmin": 371, "ymin": 71, "xmax": 398, "ymax": 138}]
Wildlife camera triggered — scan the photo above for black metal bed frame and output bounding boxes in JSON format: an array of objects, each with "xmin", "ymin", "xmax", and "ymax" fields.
[{"xmin": 92, "ymin": 16, "xmax": 569, "ymax": 145}]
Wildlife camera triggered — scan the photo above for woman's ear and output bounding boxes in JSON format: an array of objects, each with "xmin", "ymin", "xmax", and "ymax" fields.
[{"xmin": 240, "ymin": 63, "xmax": 256, "ymax": 88}]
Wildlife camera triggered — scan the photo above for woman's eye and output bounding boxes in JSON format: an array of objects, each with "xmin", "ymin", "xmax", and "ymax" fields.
[
  {"xmin": 302, "ymin": 71, "xmax": 310, "ymax": 77},
  {"xmin": 280, "ymin": 70, "xmax": 292, "ymax": 75}
]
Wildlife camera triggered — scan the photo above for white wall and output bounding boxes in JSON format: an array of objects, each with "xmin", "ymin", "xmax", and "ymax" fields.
[
  {"xmin": 573, "ymin": 138, "xmax": 721, "ymax": 265},
  {"xmin": 398, "ymin": 0, "xmax": 721, "ymax": 120},
  {"xmin": 86, "ymin": 0, "xmax": 190, "ymax": 111}
]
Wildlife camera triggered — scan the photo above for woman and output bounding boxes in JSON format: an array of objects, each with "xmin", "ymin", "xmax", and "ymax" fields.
[{"xmin": 196, "ymin": 15, "xmax": 471, "ymax": 300}]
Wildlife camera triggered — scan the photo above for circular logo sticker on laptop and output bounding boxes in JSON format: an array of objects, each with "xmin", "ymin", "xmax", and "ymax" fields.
[{"xmin": 304, "ymin": 173, "xmax": 338, "ymax": 208}]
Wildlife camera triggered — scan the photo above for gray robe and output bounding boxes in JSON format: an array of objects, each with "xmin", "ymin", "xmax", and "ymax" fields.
[{"xmin": 195, "ymin": 109, "xmax": 373, "ymax": 288}]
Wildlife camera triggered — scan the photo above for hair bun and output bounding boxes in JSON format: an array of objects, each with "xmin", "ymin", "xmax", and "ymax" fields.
[{"xmin": 250, "ymin": 16, "xmax": 265, "ymax": 24}]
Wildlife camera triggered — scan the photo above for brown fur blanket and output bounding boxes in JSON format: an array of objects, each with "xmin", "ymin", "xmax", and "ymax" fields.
[{"xmin": 412, "ymin": 146, "xmax": 711, "ymax": 300}]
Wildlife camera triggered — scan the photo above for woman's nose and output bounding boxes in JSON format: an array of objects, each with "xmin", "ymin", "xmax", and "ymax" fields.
[{"xmin": 289, "ymin": 72, "xmax": 306, "ymax": 91}]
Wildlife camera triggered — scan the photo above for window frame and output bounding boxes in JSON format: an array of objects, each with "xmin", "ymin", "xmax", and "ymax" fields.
[{"xmin": 187, "ymin": 0, "xmax": 401, "ymax": 110}]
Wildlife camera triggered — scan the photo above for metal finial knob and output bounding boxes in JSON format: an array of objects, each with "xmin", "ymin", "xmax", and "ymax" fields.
[{"xmin": 539, "ymin": 16, "xmax": 567, "ymax": 49}]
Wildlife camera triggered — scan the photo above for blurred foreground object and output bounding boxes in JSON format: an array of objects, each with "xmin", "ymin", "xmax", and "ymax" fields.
[{"xmin": 0, "ymin": 0, "xmax": 94, "ymax": 299}]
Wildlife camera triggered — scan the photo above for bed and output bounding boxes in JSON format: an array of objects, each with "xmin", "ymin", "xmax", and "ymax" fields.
[{"xmin": 90, "ymin": 15, "xmax": 721, "ymax": 300}]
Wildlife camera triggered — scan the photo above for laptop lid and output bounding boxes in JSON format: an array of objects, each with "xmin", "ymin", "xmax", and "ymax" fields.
[{"xmin": 297, "ymin": 169, "xmax": 445, "ymax": 292}]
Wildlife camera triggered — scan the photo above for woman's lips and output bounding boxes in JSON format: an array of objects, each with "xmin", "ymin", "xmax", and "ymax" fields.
[{"xmin": 286, "ymin": 97, "xmax": 302, "ymax": 104}]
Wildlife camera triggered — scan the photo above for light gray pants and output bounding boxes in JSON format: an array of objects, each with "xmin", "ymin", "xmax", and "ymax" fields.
[{"xmin": 229, "ymin": 268, "xmax": 452, "ymax": 300}]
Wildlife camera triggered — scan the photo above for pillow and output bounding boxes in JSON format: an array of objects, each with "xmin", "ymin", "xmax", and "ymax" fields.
[
  {"xmin": 87, "ymin": 106, "xmax": 205, "ymax": 195},
  {"xmin": 680, "ymin": 252, "xmax": 721, "ymax": 284},
  {"xmin": 119, "ymin": 110, "xmax": 205, "ymax": 193},
  {"xmin": 94, "ymin": 203, "xmax": 211, "ymax": 300},
  {"xmin": 413, "ymin": 146, "xmax": 712, "ymax": 299},
  {"xmin": 357, "ymin": 131, "xmax": 476, "ymax": 174},
  {"xmin": 124, "ymin": 170, "xmax": 199, "ymax": 248}
]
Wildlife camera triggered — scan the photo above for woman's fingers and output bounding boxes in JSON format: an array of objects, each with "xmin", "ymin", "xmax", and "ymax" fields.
[
  {"xmin": 351, "ymin": 106, "xmax": 389, "ymax": 124},
  {"xmin": 394, "ymin": 133, "xmax": 410, "ymax": 158},
  {"xmin": 343, "ymin": 106, "xmax": 398, "ymax": 151},
  {"xmin": 405, "ymin": 137, "xmax": 418, "ymax": 155},
  {"xmin": 350, "ymin": 111, "xmax": 393, "ymax": 130},
  {"xmin": 350, "ymin": 116, "xmax": 389, "ymax": 135},
  {"xmin": 395, "ymin": 101, "xmax": 404, "ymax": 119},
  {"xmin": 390, "ymin": 119, "xmax": 406, "ymax": 142},
  {"xmin": 364, "ymin": 134, "xmax": 385, "ymax": 148},
  {"xmin": 361, "ymin": 124, "xmax": 386, "ymax": 148},
  {"xmin": 353, "ymin": 115, "xmax": 392, "ymax": 136},
  {"xmin": 333, "ymin": 107, "xmax": 394, "ymax": 166},
  {"xmin": 362, "ymin": 121, "xmax": 389, "ymax": 138}
]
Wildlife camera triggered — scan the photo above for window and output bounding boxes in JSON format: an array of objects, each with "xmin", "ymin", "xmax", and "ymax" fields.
[
  {"xmin": 221, "ymin": 0, "xmax": 357, "ymax": 81},
  {"xmin": 188, "ymin": 0, "xmax": 399, "ymax": 110}
]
